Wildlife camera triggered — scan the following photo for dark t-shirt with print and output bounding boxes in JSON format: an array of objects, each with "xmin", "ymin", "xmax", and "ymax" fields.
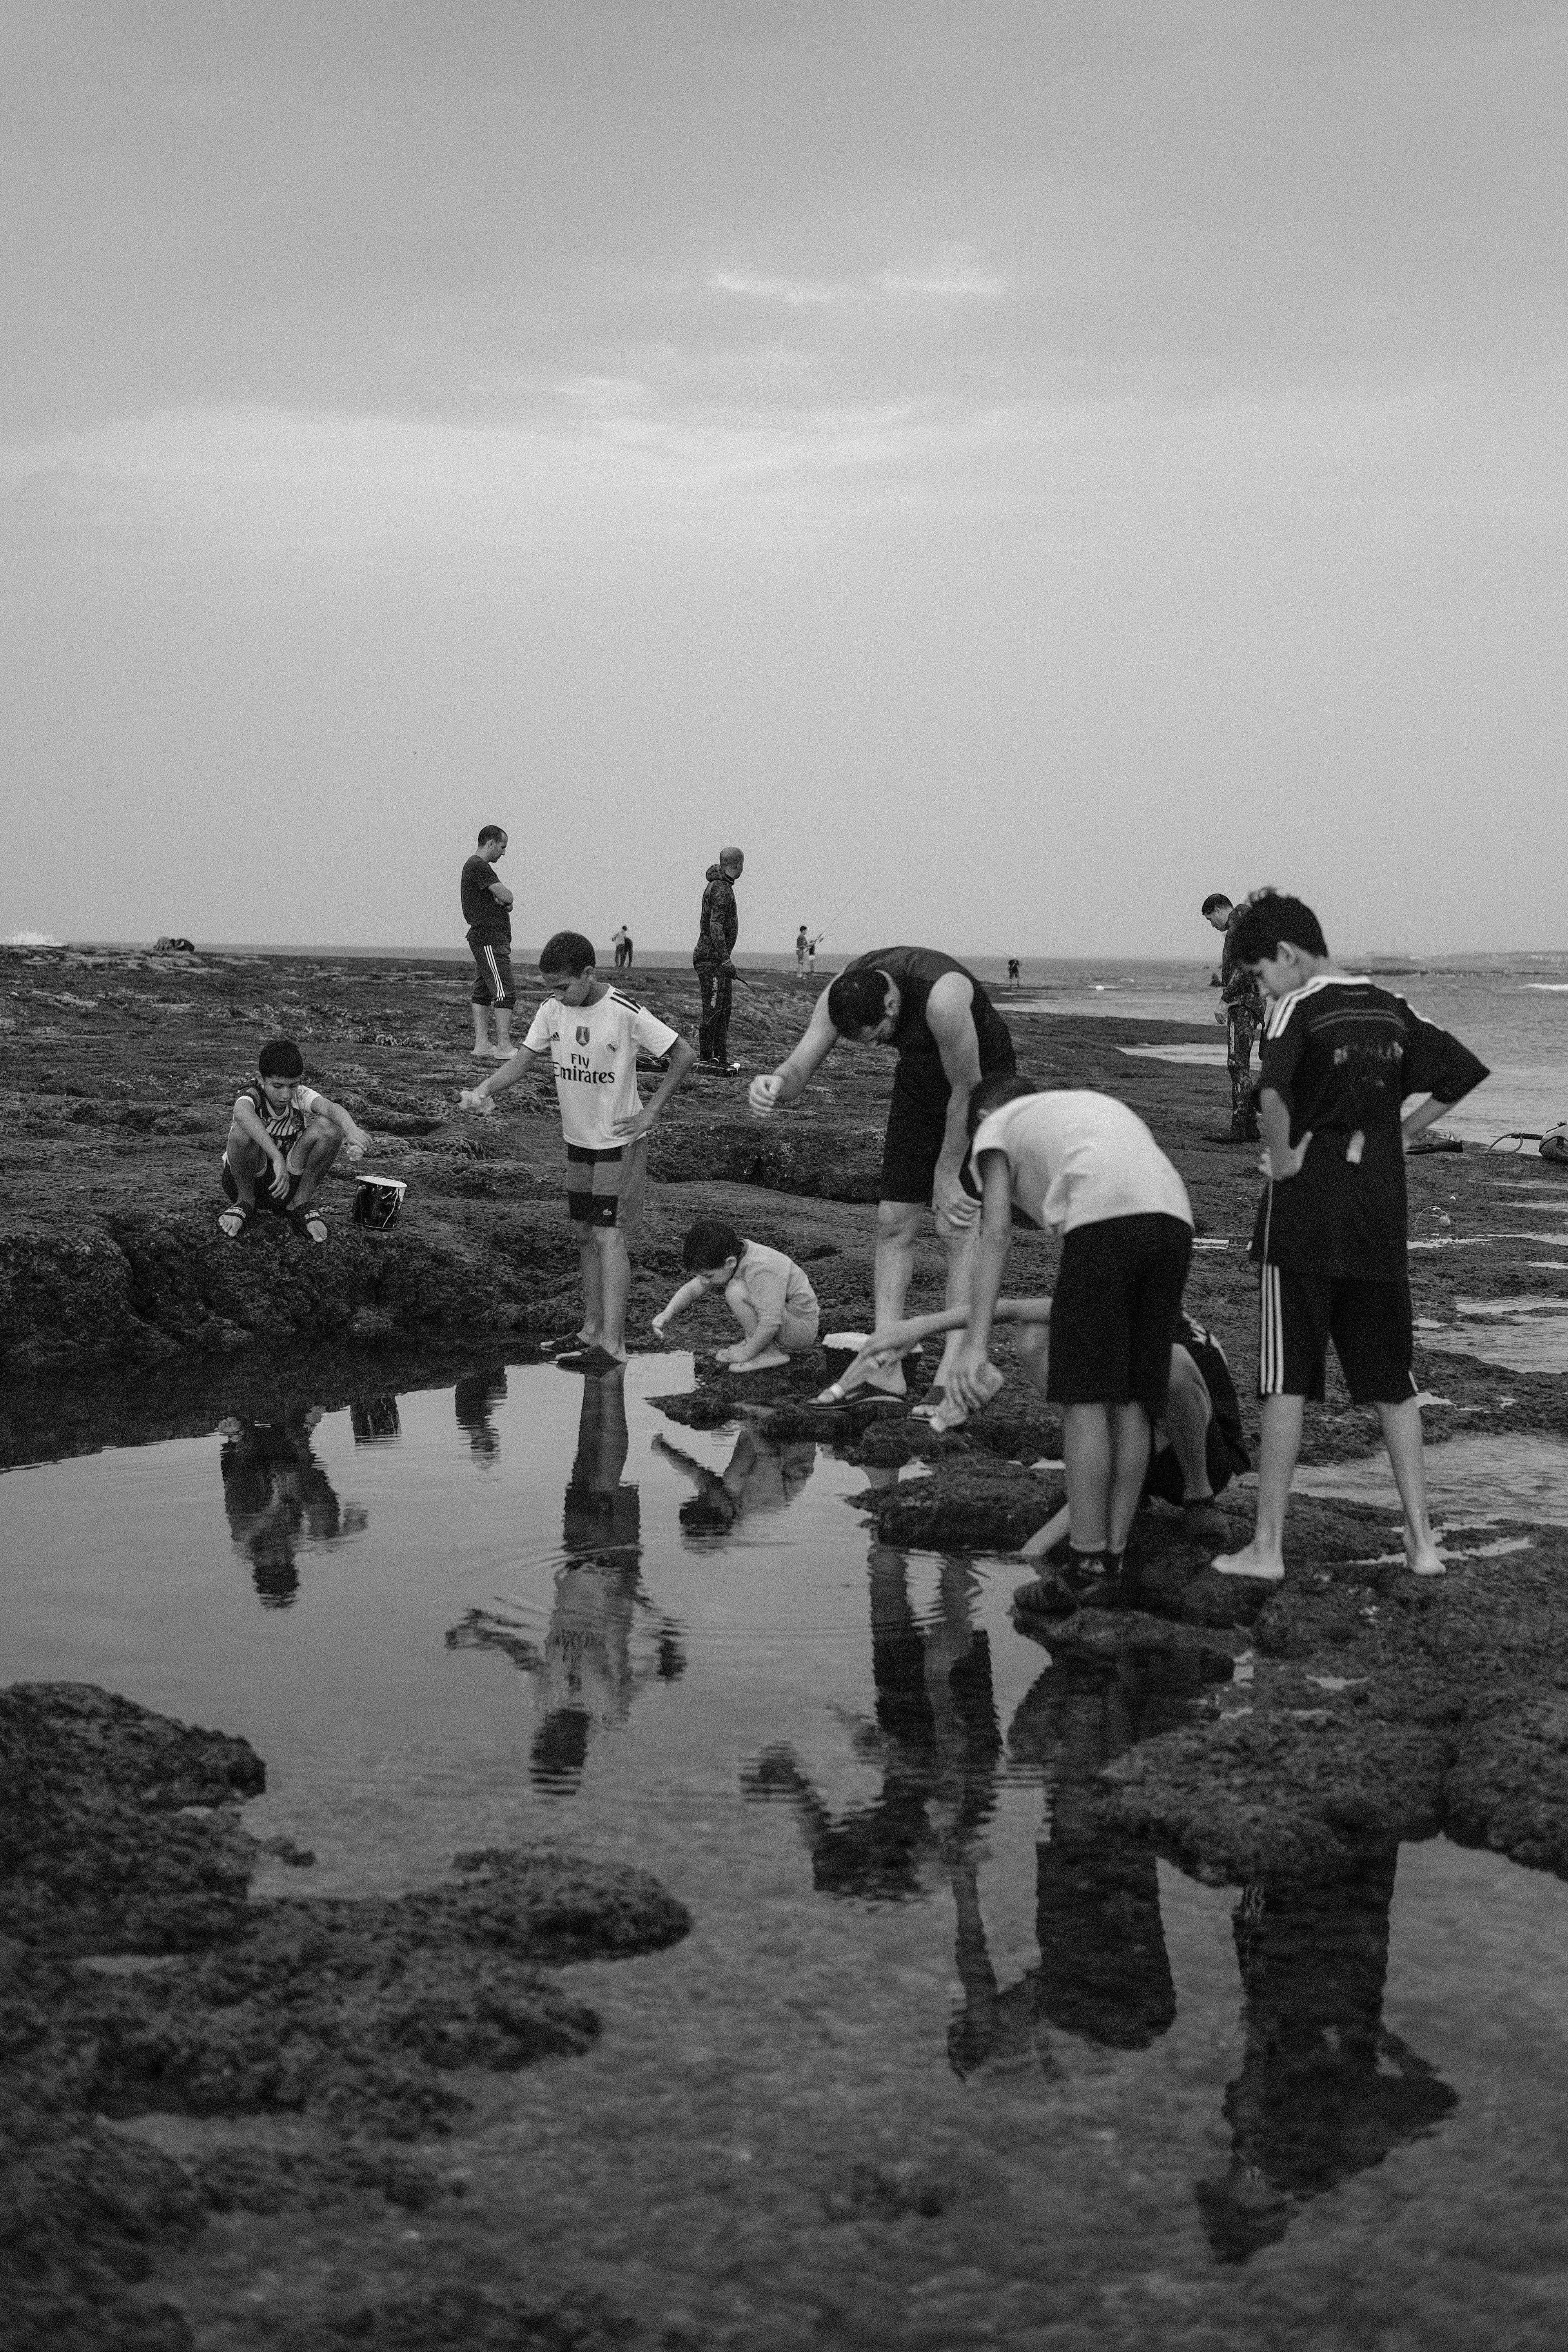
[
  {"xmin": 1249, "ymin": 978, "xmax": 1488, "ymax": 1279},
  {"xmin": 461, "ymin": 856, "xmax": 510, "ymax": 940}
]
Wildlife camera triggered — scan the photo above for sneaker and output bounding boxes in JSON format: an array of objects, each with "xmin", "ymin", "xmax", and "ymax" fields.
[{"xmin": 538, "ymin": 1330, "xmax": 592, "ymax": 1357}]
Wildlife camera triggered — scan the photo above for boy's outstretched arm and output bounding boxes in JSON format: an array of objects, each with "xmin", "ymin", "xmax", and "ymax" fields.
[
  {"xmin": 946, "ymin": 1152, "xmax": 1014, "ymax": 1411},
  {"xmin": 612, "ymin": 1037, "xmax": 699, "ymax": 1143},
  {"xmin": 459, "ymin": 1044, "xmax": 544, "ymax": 1112},
  {"xmin": 652, "ymin": 1275, "xmax": 706, "ymax": 1334}
]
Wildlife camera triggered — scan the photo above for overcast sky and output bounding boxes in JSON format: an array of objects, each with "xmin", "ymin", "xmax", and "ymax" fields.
[{"xmin": 3, "ymin": 2, "xmax": 1564, "ymax": 958}]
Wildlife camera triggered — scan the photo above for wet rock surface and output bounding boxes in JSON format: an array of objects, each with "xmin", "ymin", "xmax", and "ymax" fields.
[{"xmin": 0, "ymin": 1683, "xmax": 689, "ymax": 2349}]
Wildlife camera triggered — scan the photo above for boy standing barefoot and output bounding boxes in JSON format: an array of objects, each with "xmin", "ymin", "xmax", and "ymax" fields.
[
  {"xmin": 460, "ymin": 931, "xmax": 697, "ymax": 1373},
  {"xmin": 219, "ymin": 1038, "xmax": 372, "ymax": 1244},
  {"xmin": 1213, "ymin": 891, "xmax": 1488, "ymax": 1582}
]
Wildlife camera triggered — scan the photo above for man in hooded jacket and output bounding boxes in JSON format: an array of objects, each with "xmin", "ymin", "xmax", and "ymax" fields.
[{"xmin": 694, "ymin": 846, "xmax": 744, "ymax": 1067}]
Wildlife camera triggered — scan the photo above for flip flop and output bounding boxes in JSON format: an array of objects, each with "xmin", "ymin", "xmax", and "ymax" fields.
[
  {"xmin": 218, "ymin": 1201, "xmax": 256, "ymax": 1241},
  {"xmin": 555, "ymin": 1345, "xmax": 626, "ymax": 1376},
  {"xmin": 289, "ymin": 1205, "xmax": 328, "ymax": 1245},
  {"xmin": 909, "ymin": 1386, "xmax": 956, "ymax": 1423},
  {"xmin": 538, "ymin": 1330, "xmax": 593, "ymax": 1357}
]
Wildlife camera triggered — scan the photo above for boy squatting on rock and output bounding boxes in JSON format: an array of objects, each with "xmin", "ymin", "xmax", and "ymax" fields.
[
  {"xmin": 1213, "ymin": 888, "xmax": 1489, "ymax": 1582},
  {"xmin": 652, "ymin": 1220, "xmax": 822, "ymax": 1372},
  {"xmin": 944, "ymin": 1076, "xmax": 1198, "ymax": 1609},
  {"xmin": 218, "ymin": 1038, "xmax": 373, "ymax": 1244},
  {"xmin": 459, "ymin": 930, "xmax": 698, "ymax": 1374}
]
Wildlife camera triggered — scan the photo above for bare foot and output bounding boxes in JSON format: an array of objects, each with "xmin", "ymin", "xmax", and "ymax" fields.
[
  {"xmin": 1212, "ymin": 1543, "xmax": 1285, "ymax": 1582},
  {"xmin": 469, "ymin": 1046, "xmax": 494, "ymax": 1058},
  {"xmin": 1406, "ymin": 1532, "xmax": 1445, "ymax": 1576},
  {"xmin": 727, "ymin": 1346, "xmax": 789, "ymax": 1373}
]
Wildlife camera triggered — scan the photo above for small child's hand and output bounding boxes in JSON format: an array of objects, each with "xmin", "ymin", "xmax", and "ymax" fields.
[
  {"xmin": 748, "ymin": 1073, "xmax": 784, "ymax": 1117},
  {"xmin": 458, "ymin": 1089, "xmax": 492, "ymax": 1115},
  {"xmin": 267, "ymin": 1158, "xmax": 292, "ymax": 1200},
  {"xmin": 651, "ymin": 1315, "xmax": 668, "ymax": 1339},
  {"xmin": 346, "ymin": 1139, "xmax": 367, "ymax": 1164}
]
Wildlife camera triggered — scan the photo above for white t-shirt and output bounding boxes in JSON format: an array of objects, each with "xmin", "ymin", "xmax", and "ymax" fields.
[
  {"xmin": 523, "ymin": 987, "xmax": 680, "ymax": 1150},
  {"xmin": 971, "ymin": 1090, "xmax": 1192, "ymax": 1238}
]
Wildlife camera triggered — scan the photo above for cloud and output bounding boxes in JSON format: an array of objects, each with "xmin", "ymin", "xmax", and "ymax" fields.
[{"xmin": 706, "ymin": 270, "xmax": 853, "ymax": 306}]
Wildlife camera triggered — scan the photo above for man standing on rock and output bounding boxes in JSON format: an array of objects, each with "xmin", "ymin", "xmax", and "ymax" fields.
[
  {"xmin": 1203, "ymin": 892, "xmax": 1264, "ymax": 1140},
  {"xmin": 694, "ymin": 846, "xmax": 744, "ymax": 1069},
  {"xmin": 749, "ymin": 946, "xmax": 1015, "ymax": 1417},
  {"xmin": 461, "ymin": 825, "xmax": 516, "ymax": 1059}
]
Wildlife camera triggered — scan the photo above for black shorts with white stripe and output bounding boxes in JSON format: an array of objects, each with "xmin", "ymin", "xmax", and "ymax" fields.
[
  {"xmin": 1257, "ymin": 1265, "xmax": 1415, "ymax": 1405},
  {"xmin": 467, "ymin": 931, "xmax": 516, "ymax": 1008}
]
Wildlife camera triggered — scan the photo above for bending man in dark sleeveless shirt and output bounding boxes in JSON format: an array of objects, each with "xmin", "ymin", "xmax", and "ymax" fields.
[{"xmin": 749, "ymin": 947, "xmax": 1015, "ymax": 1412}]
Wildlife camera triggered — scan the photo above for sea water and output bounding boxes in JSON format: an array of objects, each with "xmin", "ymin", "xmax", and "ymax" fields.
[{"xmin": 4, "ymin": 1354, "xmax": 1568, "ymax": 2348}]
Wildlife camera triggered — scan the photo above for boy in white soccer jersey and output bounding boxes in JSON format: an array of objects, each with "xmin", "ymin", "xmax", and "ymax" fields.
[{"xmin": 459, "ymin": 929, "xmax": 698, "ymax": 1373}]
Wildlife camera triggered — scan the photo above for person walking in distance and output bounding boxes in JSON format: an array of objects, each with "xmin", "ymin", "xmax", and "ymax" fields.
[
  {"xmin": 694, "ymin": 846, "xmax": 744, "ymax": 1069},
  {"xmin": 462, "ymin": 826, "xmax": 516, "ymax": 1059}
]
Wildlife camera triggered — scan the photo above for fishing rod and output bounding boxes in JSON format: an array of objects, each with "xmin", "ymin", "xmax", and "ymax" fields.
[{"xmin": 811, "ymin": 881, "xmax": 867, "ymax": 947}]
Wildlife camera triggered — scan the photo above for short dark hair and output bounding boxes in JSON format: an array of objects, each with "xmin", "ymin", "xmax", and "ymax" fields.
[
  {"xmin": 477, "ymin": 825, "xmax": 506, "ymax": 848},
  {"xmin": 538, "ymin": 930, "xmax": 595, "ymax": 976},
  {"xmin": 258, "ymin": 1037, "xmax": 306, "ymax": 1078},
  {"xmin": 826, "ymin": 966, "xmax": 891, "ymax": 1035},
  {"xmin": 682, "ymin": 1219, "xmax": 743, "ymax": 1270},
  {"xmin": 1229, "ymin": 888, "xmax": 1328, "ymax": 965},
  {"xmin": 1200, "ymin": 893, "xmax": 1232, "ymax": 918},
  {"xmin": 965, "ymin": 1070, "xmax": 1039, "ymax": 1138}
]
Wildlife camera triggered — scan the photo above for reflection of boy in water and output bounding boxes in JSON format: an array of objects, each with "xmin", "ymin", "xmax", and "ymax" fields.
[
  {"xmin": 652, "ymin": 1425, "xmax": 817, "ymax": 1537},
  {"xmin": 454, "ymin": 1362, "xmax": 507, "ymax": 1463},
  {"xmin": 217, "ymin": 1409, "xmax": 366, "ymax": 1608},
  {"xmin": 349, "ymin": 1392, "xmax": 401, "ymax": 1443},
  {"xmin": 748, "ymin": 1550, "xmax": 1001, "ymax": 1902},
  {"xmin": 947, "ymin": 1648, "xmax": 1200, "ymax": 2074},
  {"xmin": 1196, "ymin": 1851, "xmax": 1457, "ymax": 2261},
  {"xmin": 530, "ymin": 1372, "xmax": 686, "ymax": 1789}
]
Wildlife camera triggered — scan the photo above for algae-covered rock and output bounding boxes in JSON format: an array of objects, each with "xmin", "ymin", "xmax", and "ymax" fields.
[{"xmin": 0, "ymin": 1682, "xmax": 692, "ymax": 2341}]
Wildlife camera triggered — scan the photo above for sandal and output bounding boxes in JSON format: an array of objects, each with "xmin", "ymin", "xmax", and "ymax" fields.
[
  {"xmin": 289, "ymin": 1204, "xmax": 328, "ymax": 1245},
  {"xmin": 218, "ymin": 1201, "xmax": 256, "ymax": 1241}
]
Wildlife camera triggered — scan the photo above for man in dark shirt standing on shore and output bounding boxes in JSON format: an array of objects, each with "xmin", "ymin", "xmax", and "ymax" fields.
[
  {"xmin": 461, "ymin": 825, "xmax": 515, "ymax": 1059},
  {"xmin": 693, "ymin": 846, "xmax": 744, "ymax": 1069}
]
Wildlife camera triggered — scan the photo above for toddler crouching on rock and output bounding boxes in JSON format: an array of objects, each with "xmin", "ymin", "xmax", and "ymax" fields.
[{"xmin": 654, "ymin": 1221, "xmax": 821, "ymax": 1372}]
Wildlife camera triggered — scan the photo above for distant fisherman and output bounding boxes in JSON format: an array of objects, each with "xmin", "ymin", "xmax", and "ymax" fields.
[
  {"xmin": 1203, "ymin": 891, "xmax": 1264, "ymax": 1140},
  {"xmin": 749, "ymin": 946, "xmax": 1015, "ymax": 1418},
  {"xmin": 694, "ymin": 847, "xmax": 744, "ymax": 1069}
]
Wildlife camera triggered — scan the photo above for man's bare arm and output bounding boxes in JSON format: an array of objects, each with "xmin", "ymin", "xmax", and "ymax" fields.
[
  {"xmin": 488, "ymin": 879, "xmax": 514, "ymax": 909},
  {"xmin": 749, "ymin": 983, "xmax": 841, "ymax": 1109}
]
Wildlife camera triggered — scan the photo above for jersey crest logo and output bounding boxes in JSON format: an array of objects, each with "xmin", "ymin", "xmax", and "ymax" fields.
[{"xmin": 575, "ymin": 1025, "xmax": 590, "ymax": 1045}]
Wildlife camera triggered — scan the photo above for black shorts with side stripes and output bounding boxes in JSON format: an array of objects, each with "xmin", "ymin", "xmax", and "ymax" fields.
[
  {"xmin": 564, "ymin": 1138, "xmax": 648, "ymax": 1232},
  {"xmin": 1256, "ymin": 1266, "xmax": 1415, "ymax": 1405},
  {"xmin": 467, "ymin": 930, "xmax": 516, "ymax": 1008}
]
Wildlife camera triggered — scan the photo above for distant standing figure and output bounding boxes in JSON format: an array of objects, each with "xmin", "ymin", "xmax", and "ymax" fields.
[
  {"xmin": 795, "ymin": 925, "xmax": 809, "ymax": 978},
  {"xmin": 694, "ymin": 846, "xmax": 744, "ymax": 1067},
  {"xmin": 462, "ymin": 826, "xmax": 516, "ymax": 1060},
  {"xmin": 1202, "ymin": 892, "xmax": 1264, "ymax": 1140},
  {"xmin": 1007, "ymin": 958, "xmax": 1020, "ymax": 987},
  {"xmin": 806, "ymin": 935, "xmax": 818, "ymax": 974},
  {"xmin": 612, "ymin": 927, "xmax": 632, "ymax": 970}
]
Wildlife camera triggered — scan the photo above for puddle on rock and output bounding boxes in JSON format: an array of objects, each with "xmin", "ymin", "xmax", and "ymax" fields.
[
  {"xmin": 1284, "ymin": 1432, "xmax": 1568, "ymax": 1526},
  {"xmin": 5, "ymin": 1357, "xmax": 1568, "ymax": 2346}
]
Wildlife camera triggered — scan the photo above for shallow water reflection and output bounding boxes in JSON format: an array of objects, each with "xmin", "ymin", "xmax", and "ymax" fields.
[{"xmin": 3, "ymin": 1355, "xmax": 1567, "ymax": 2343}]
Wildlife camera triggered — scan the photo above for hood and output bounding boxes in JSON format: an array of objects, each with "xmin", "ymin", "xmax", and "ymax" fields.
[{"xmin": 706, "ymin": 864, "xmax": 723, "ymax": 881}]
